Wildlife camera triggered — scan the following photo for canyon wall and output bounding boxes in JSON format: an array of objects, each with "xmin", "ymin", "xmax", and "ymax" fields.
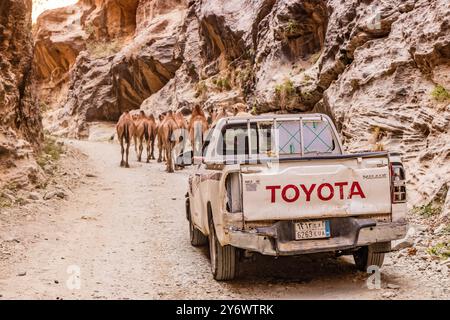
[
  {"xmin": 33, "ymin": 0, "xmax": 449, "ymax": 211},
  {"xmin": 0, "ymin": 0, "xmax": 42, "ymax": 188},
  {"xmin": 34, "ymin": 0, "xmax": 186, "ymax": 137}
]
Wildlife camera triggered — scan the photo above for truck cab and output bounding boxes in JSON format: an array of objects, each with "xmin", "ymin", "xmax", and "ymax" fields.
[{"xmin": 185, "ymin": 113, "xmax": 407, "ymax": 280}]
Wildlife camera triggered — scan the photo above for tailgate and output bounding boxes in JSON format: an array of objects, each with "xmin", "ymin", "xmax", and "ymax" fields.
[{"xmin": 242, "ymin": 158, "xmax": 391, "ymax": 221}]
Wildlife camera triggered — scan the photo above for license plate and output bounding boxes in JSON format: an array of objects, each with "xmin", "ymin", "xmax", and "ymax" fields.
[{"xmin": 295, "ymin": 220, "xmax": 330, "ymax": 240}]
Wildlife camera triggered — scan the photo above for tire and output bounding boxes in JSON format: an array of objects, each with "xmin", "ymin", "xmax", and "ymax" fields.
[
  {"xmin": 208, "ymin": 216, "xmax": 238, "ymax": 281},
  {"xmin": 353, "ymin": 243, "xmax": 387, "ymax": 271},
  {"xmin": 187, "ymin": 198, "xmax": 207, "ymax": 246}
]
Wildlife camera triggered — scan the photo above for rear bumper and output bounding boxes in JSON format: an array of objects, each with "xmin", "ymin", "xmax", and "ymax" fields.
[{"xmin": 228, "ymin": 218, "xmax": 407, "ymax": 256}]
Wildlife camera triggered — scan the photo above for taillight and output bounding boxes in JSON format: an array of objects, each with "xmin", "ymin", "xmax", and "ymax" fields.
[{"xmin": 390, "ymin": 163, "xmax": 406, "ymax": 203}]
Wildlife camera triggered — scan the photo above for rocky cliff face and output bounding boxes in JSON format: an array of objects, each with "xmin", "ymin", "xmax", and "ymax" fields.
[
  {"xmin": 320, "ymin": 0, "xmax": 450, "ymax": 212},
  {"xmin": 0, "ymin": 0, "xmax": 42, "ymax": 188},
  {"xmin": 35, "ymin": 0, "xmax": 186, "ymax": 137},
  {"xmin": 33, "ymin": 0, "xmax": 449, "ymax": 212}
]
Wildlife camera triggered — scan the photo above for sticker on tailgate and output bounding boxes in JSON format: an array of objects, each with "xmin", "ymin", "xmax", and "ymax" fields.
[{"xmin": 245, "ymin": 179, "xmax": 260, "ymax": 192}]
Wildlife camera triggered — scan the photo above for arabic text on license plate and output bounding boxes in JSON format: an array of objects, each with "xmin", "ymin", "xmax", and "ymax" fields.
[{"xmin": 295, "ymin": 220, "xmax": 330, "ymax": 240}]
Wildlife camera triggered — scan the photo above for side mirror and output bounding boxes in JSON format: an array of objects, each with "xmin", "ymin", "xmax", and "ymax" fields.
[{"xmin": 176, "ymin": 150, "xmax": 193, "ymax": 167}]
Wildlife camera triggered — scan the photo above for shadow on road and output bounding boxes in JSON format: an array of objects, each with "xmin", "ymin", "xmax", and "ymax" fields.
[{"xmin": 196, "ymin": 245, "xmax": 361, "ymax": 283}]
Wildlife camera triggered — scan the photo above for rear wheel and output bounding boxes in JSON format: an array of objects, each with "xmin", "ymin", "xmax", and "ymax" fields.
[
  {"xmin": 353, "ymin": 242, "xmax": 389, "ymax": 271},
  {"xmin": 186, "ymin": 198, "xmax": 207, "ymax": 246},
  {"xmin": 208, "ymin": 216, "xmax": 238, "ymax": 281}
]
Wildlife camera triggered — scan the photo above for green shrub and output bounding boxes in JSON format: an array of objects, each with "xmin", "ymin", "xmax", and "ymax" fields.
[
  {"xmin": 194, "ymin": 81, "xmax": 207, "ymax": 99},
  {"xmin": 4, "ymin": 181, "xmax": 18, "ymax": 192},
  {"xmin": 414, "ymin": 184, "xmax": 448, "ymax": 218},
  {"xmin": 413, "ymin": 203, "xmax": 440, "ymax": 217},
  {"xmin": 274, "ymin": 79, "xmax": 295, "ymax": 97},
  {"xmin": 427, "ymin": 242, "xmax": 450, "ymax": 259},
  {"xmin": 238, "ymin": 66, "xmax": 253, "ymax": 86},
  {"xmin": 222, "ymin": 77, "xmax": 231, "ymax": 90},
  {"xmin": 214, "ymin": 76, "xmax": 232, "ymax": 91},
  {"xmin": 431, "ymin": 85, "xmax": 450, "ymax": 102},
  {"xmin": 274, "ymin": 79, "xmax": 297, "ymax": 110},
  {"xmin": 37, "ymin": 136, "xmax": 64, "ymax": 168},
  {"xmin": 40, "ymin": 101, "xmax": 50, "ymax": 113},
  {"xmin": 284, "ymin": 19, "xmax": 299, "ymax": 36},
  {"xmin": 0, "ymin": 194, "xmax": 12, "ymax": 208},
  {"xmin": 442, "ymin": 224, "xmax": 450, "ymax": 235}
]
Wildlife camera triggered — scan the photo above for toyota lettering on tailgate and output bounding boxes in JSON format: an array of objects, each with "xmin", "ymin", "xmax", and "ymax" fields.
[{"xmin": 265, "ymin": 182, "xmax": 366, "ymax": 203}]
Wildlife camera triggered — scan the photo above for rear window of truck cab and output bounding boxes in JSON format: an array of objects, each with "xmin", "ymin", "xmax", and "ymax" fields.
[{"xmin": 216, "ymin": 119, "xmax": 340, "ymax": 158}]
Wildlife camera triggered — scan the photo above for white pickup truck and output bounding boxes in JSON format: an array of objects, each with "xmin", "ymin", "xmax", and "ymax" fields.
[{"xmin": 184, "ymin": 114, "xmax": 407, "ymax": 280}]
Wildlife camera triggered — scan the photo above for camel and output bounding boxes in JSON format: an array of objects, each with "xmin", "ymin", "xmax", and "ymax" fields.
[
  {"xmin": 174, "ymin": 109, "xmax": 187, "ymax": 130},
  {"xmin": 233, "ymin": 103, "xmax": 251, "ymax": 117},
  {"xmin": 172, "ymin": 110, "xmax": 189, "ymax": 169},
  {"xmin": 159, "ymin": 110, "xmax": 179, "ymax": 173},
  {"xmin": 157, "ymin": 113, "xmax": 166, "ymax": 163},
  {"xmin": 134, "ymin": 111, "xmax": 157, "ymax": 162},
  {"xmin": 129, "ymin": 112, "xmax": 140, "ymax": 155},
  {"xmin": 116, "ymin": 111, "xmax": 136, "ymax": 168},
  {"xmin": 188, "ymin": 105, "xmax": 209, "ymax": 156},
  {"xmin": 145, "ymin": 114, "xmax": 157, "ymax": 161},
  {"xmin": 211, "ymin": 106, "xmax": 230, "ymax": 126}
]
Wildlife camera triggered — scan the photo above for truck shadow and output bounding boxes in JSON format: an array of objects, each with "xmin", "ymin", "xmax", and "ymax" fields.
[
  {"xmin": 197, "ymin": 246, "xmax": 362, "ymax": 283},
  {"xmin": 237, "ymin": 252, "xmax": 357, "ymax": 282},
  {"xmin": 194, "ymin": 246, "xmax": 403, "ymax": 298}
]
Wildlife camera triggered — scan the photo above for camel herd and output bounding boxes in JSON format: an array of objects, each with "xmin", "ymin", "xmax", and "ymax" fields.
[{"xmin": 115, "ymin": 103, "xmax": 250, "ymax": 172}]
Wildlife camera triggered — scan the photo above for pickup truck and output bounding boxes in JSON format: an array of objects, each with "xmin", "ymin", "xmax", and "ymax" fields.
[{"xmin": 184, "ymin": 113, "xmax": 407, "ymax": 280}]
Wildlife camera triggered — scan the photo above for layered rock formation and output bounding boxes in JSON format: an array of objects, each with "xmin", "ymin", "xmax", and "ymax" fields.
[
  {"xmin": 0, "ymin": 0, "xmax": 42, "ymax": 188},
  {"xmin": 33, "ymin": 0, "xmax": 449, "ymax": 211}
]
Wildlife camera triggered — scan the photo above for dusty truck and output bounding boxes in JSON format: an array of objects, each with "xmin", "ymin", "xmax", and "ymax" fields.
[{"xmin": 184, "ymin": 114, "xmax": 407, "ymax": 280}]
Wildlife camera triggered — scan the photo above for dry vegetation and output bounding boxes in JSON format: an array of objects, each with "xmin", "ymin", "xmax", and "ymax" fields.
[
  {"xmin": 86, "ymin": 40, "xmax": 122, "ymax": 59},
  {"xmin": 431, "ymin": 85, "xmax": 450, "ymax": 102},
  {"xmin": 274, "ymin": 79, "xmax": 298, "ymax": 110},
  {"xmin": 36, "ymin": 135, "xmax": 64, "ymax": 169}
]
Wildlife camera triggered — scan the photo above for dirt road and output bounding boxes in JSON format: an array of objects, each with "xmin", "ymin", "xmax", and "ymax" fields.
[{"xmin": 0, "ymin": 139, "xmax": 448, "ymax": 299}]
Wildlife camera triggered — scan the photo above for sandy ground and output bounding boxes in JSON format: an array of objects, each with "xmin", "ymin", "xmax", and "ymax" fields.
[{"xmin": 0, "ymin": 138, "xmax": 448, "ymax": 300}]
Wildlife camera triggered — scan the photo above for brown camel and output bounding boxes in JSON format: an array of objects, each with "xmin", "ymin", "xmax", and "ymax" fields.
[
  {"xmin": 157, "ymin": 113, "xmax": 166, "ymax": 163},
  {"xmin": 134, "ymin": 111, "xmax": 157, "ymax": 162},
  {"xmin": 174, "ymin": 109, "xmax": 187, "ymax": 130},
  {"xmin": 189, "ymin": 105, "xmax": 209, "ymax": 156},
  {"xmin": 211, "ymin": 106, "xmax": 230, "ymax": 126},
  {"xmin": 173, "ymin": 110, "xmax": 188, "ymax": 169},
  {"xmin": 116, "ymin": 111, "xmax": 136, "ymax": 168},
  {"xmin": 129, "ymin": 112, "xmax": 140, "ymax": 155},
  {"xmin": 159, "ymin": 111, "xmax": 179, "ymax": 173},
  {"xmin": 145, "ymin": 114, "xmax": 157, "ymax": 161},
  {"xmin": 233, "ymin": 102, "xmax": 251, "ymax": 117}
]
